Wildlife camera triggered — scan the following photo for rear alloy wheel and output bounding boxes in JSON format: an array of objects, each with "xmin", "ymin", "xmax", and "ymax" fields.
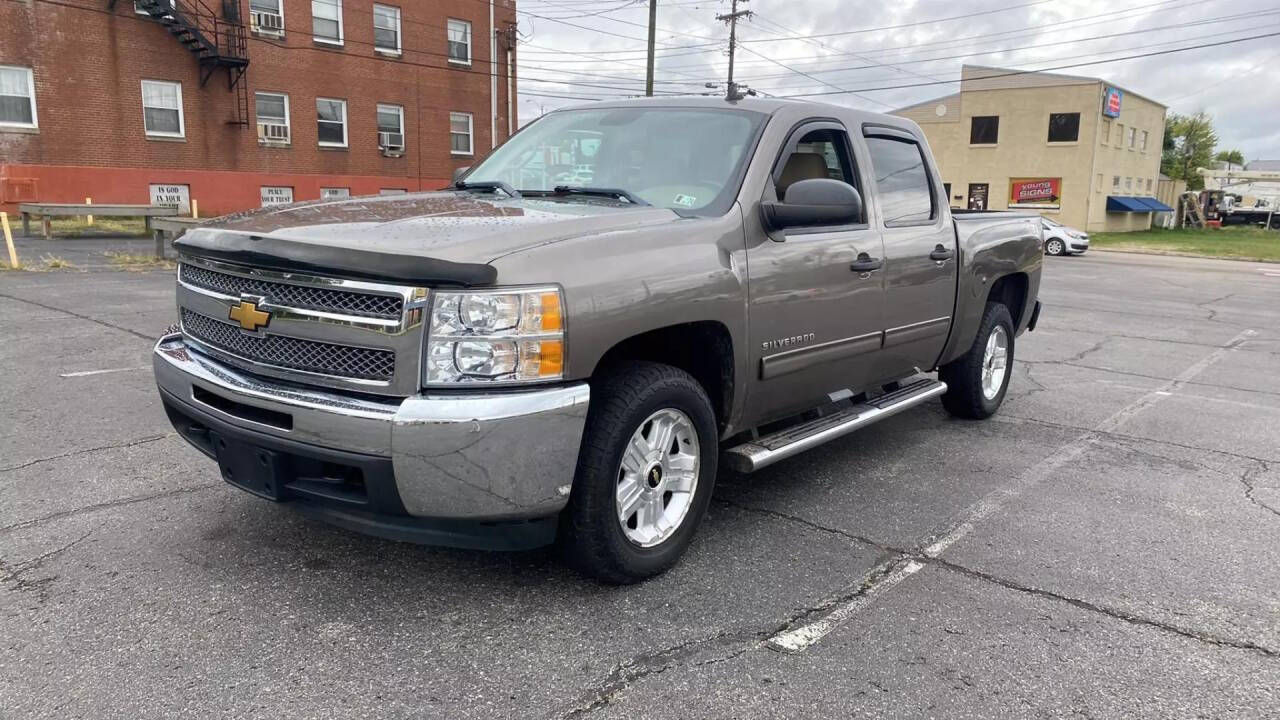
[
  {"xmin": 560, "ymin": 361, "xmax": 717, "ymax": 584},
  {"xmin": 1045, "ymin": 237, "xmax": 1066, "ymax": 256},
  {"xmin": 940, "ymin": 302, "xmax": 1015, "ymax": 419}
]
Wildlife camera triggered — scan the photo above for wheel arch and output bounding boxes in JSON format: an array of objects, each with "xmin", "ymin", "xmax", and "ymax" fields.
[
  {"xmin": 987, "ymin": 272, "xmax": 1030, "ymax": 331},
  {"xmin": 592, "ymin": 321, "xmax": 735, "ymax": 434}
]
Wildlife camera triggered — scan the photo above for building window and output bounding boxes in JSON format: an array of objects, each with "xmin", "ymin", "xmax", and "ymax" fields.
[
  {"xmin": 377, "ymin": 103, "xmax": 405, "ymax": 154},
  {"xmin": 447, "ymin": 19, "xmax": 472, "ymax": 65},
  {"xmin": 1128, "ymin": 126, "xmax": 1137, "ymax": 149},
  {"xmin": 1100, "ymin": 119, "xmax": 1110, "ymax": 145},
  {"xmin": 248, "ymin": 0, "xmax": 284, "ymax": 36},
  {"xmin": 1141, "ymin": 130, "xmax": 1149, "ymax": 152},
  {"xmin": 0, "ymin": 66, "xmax": 37, "ymax": 129},
  {"xmin": 312, "ymin": 0, "xmax": 343, "ymax": 44},
  {"xmin": 373, "ymin": 4, "xmax": 401, "ymax": 54},
  {"xmin": 379, "ymin": 188, "xmax": 407, "ymax": 195},
  {"xmin": 316, "ymin": 97, "xmax": 347, "ymax": 147},
  {"xmin": 450, "ymin": 111, "xmax": 473, "ymax": 155},
  {"xmin": 969, "ymin": 115, "xmax": 998, "ymax": 145},
  {"xmin": 1125, "ymin": 177, "xmax": 1132, "ymax": 191},
  {"xmin": 255, "ymin": 91, "xmax": 290, "ymax": 144},
  {"xmin": 141, "ymin": 80, "xmax": 184, "ymax": 138},
  {"xmin": 865, "ymin": 136, "xmax": 935, "ymax": 226},
  {"xmin": 1047, "ymin": 112, "xmax": 1079, "ymax": 143},
  {"xmin": 1115, "ymin": 124, "xmax": 1123, "ymax": 148},
  {"xmin": 1146, "ymin": 178, "xmax": 1153, "ymax": 194},
  {"xmin": 134, "ymin": 0, "xmax": 174, "ymax": 15},
  {"xmin": 320, "ymin": 187, "xmax": 351, "ymax": 199},
  {"xmin": 1113, "ymin": 175, "xmax": 1120, "ymax": 189}
]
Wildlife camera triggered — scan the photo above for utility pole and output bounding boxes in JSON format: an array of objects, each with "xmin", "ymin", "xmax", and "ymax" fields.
[
  {"xmin": 716, "ymin": 0, "xmax": 751, "ymax": 99},
  {"xmin": 645, "ymin": 0, "xmax": 658, "ymax": 96}
]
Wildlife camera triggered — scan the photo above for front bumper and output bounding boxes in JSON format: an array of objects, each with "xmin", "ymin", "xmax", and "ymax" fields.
[
  {"xmin": 154, "ymin": 334, "xmax": 590, "ymax": 549},
  {"xmin": 1068, "ymin": 236, "xmax": 1090, "ymax": 252}
]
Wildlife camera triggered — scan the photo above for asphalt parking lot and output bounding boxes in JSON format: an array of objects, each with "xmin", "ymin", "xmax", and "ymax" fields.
[{"xmin": 2, "ymin": 238, "xmax": 1278, "ymax": 718}]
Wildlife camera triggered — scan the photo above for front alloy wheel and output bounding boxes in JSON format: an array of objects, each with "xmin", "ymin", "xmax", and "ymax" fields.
[
  {"xmin": 1045, "ymin": 238, "xmax": 1066, "ymax": 255},
  {"xmin": 617, "ymin": 409, "xmax": 700, "ymax": 547},
  {"xmin": 560, "ymin": 361, "xmax": 717, "ymax": 584}
]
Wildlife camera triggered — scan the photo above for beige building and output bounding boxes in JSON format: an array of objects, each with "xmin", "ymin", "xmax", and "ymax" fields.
[{"xmin": 895, "ymin": 65, "xmax": 1170, "ymax": 232}]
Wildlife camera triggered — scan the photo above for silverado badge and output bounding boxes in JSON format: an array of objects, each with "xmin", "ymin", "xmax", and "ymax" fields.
[{"xmin": 228, "ymin": 298, "xmax": 271, "ymax": 332}]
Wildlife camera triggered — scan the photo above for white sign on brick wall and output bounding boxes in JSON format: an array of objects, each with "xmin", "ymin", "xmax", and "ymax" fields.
[
  {"xmin": 149, "ymin": 184, "xmax": 191, "ymax": 215},
  {"xmin": 260, "ymin": 186, "xmax": 294, "ymax": 207}
]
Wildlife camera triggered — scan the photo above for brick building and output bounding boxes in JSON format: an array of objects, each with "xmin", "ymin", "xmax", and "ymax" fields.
[{"xmin": 0, "ymin": 0, "xmax": 517, "ymax": 216}]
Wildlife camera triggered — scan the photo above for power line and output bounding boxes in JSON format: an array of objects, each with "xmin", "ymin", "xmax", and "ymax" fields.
[
  {"xmin": 737, "ymin": 0, "xmax": 1057, "ymax": 44},
  {"xmin": 775, "ymin": 29, "xmax": 1280, "ymax": 98},
  {"xmin": 655, "ymin": 0, "xmax": 1194, "ymax": 70},
  {"xmin": 733, "ymin": 8, "xmax": 1280, "ymax": 84}
]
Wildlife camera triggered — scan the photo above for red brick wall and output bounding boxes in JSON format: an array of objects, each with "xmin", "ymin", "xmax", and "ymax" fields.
[{"xmin": 0, "ymin": 0, "xmax": 517, "ymax": 214}]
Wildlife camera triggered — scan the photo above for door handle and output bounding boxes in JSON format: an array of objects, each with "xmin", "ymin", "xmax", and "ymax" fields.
[
  {"xmin": 850, "ymin": 253, "xmax": 883, "ymax": 273},
  {"xmin": 929, "ymin": 244, "xmax": 954, "ymax": 261}
]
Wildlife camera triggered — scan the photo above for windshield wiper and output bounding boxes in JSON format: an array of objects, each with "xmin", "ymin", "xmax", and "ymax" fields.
[
  {"xmin": 454, "ymin": 180, "xmax": 522, "ymax": 199},
  {"xmin": 551, "ymin": 185, "xmax": 650, "ymax": 206}
]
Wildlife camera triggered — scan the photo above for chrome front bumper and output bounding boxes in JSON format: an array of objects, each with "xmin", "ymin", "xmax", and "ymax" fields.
[{"xmin": 154, "ymin": 334, "xmax": 590, "ymax": 525}]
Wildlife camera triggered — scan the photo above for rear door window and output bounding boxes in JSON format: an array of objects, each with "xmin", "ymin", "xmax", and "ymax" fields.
[{"xmin": 865, "ymin": 135, "xmax": 935, "ymax": 226}]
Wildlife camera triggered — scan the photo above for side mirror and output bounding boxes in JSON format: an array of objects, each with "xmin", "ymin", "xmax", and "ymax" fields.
[
  {"xmin": 452, "ymin": 166, "xmax": 471, "ymax": 183},
  {"xmin": 761, "ymin": 178, "xmax": 863, "ymax": 232}
]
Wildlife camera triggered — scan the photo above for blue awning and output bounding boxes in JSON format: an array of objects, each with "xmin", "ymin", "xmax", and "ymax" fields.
[{"xmin": 1107, "ymin": 195, "xmax": 1174, "ymax": 212}]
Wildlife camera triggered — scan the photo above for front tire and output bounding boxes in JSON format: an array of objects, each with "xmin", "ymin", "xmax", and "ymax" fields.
[
  {"xmin": 559, "ymin": 361, "xmax": 718, "ymax": 584},
  {"xmin": 940, "ymin": 302, "xmax": 1014, "ymax": 419},
  {"xmin": 1045, "ymin": 237, "xmax": 1066, "ymax": 256}
]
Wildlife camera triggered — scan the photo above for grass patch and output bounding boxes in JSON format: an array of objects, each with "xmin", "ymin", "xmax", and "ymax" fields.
[
  {"xmin": 0, "ymin": 259, "xmax": 21, "ymax": 271},
  {"xmin": 48, "ymin": 216, "xmax": 148, "ymax": 238},
  {"xmin": 105, "ymin": 250, "xmax": 175, "ymax": 271},
  {"xmin": 39, "ymin": 254, "xmax": 74, "ymax": 270},
  {"xmin": 1091, "ymin": 226, "xmax": 1280, "ymax": 262}
]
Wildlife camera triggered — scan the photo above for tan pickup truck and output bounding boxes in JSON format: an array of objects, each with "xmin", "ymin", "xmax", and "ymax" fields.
[{"xmin": 154, "ymin": 96, "xmax": 1042, "ymax": 582}]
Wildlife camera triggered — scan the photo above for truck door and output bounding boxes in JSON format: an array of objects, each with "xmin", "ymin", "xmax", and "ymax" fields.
[
  {"xmin": 861, "ymin": 127, "xmax": 956, "ymax": 377},
  {"xmin": 744, "ymin": 120, "xmax": 886, "ymax": 424}
]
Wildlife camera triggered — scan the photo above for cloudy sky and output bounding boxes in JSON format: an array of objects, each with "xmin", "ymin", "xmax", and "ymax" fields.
[{"xmin": 511, "ymin": 0, "xmax": 1280, "ymax": 162}]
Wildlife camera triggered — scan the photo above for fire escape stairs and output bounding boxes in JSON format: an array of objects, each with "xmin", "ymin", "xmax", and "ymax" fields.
[{"xmin": 117, "ymin": 0, "xmax": 251, "ymax": 126}]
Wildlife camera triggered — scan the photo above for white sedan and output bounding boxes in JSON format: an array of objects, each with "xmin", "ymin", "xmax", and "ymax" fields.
[{"xmin": 1041, "ymin": 217, "xmax": 1089, "ymax": 256}]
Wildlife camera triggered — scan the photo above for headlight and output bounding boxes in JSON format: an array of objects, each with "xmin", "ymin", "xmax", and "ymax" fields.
[{"xmin": 424, "ymin": 287, "xmax": 565, "ymax": 385}]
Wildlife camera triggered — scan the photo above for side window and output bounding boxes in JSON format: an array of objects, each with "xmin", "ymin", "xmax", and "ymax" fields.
[
  {"xmin": 775, "ymin": 126, "xmax": 859, "ymax": 203},
  {"xmin": 865, "ymin": 135, "xmax": 935, "ymax": 226}
]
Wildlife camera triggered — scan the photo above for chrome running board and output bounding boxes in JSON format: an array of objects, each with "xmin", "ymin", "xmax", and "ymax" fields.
[{"xmin": 723, "ymin": 378, "xmax": 947, "ymax": 472}]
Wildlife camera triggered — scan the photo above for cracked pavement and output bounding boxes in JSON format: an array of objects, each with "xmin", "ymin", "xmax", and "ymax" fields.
[{"xmin": 2, "ymin": 245, "xmax": 1280, "ymax": 718}]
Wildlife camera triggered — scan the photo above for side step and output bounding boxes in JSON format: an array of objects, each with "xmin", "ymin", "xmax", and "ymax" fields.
[{"xmin": 723, "ymin": 378, "xmax": 947, "ymax": 473}]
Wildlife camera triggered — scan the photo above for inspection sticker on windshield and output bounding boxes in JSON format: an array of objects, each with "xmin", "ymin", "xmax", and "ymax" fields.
[{"xmin": 672, "ymin": 194, "xmax": 697, "ymax": 208}]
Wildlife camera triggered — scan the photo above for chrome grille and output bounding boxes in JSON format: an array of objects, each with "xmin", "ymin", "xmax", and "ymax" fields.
[
  {"xmin": 181, "ymin": 309, "xmax": 396, "ymax": 381},
  {"xmin": 179, "ymin": 263, "xmax": 403, "ymax": 319}
]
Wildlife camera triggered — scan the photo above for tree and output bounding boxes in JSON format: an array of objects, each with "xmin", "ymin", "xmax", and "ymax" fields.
[
  {"xmin": 1161, "ymin": 112, "xmax": 1218, "ymax": 190},
  {"xmin": 1215, "ymin": 149, "xmax": 1245, "ymax": 166}
]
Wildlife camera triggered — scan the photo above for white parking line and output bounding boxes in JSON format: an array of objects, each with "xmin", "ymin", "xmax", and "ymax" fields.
[
  {"xmin": 59, "ymin": 367, "xmax": 148, "ymax": 378},
  {"xmin": 768, "ymin": 559, "xmax": 924, "ymax": 653},
  {"xmin": 766, "ymin": 328, "xmax": 1257, "ymax": 653}
]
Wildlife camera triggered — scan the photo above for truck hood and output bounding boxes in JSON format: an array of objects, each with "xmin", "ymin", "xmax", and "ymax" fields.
[{"xmin": 176, "ymin": 191, "xmax": 682, "ymax": 286}]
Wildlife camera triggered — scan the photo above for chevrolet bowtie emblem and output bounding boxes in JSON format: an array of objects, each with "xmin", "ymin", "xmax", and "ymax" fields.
[{"xmin": 228, "ymin": 299, "xmax": 271, "ymax": 332}]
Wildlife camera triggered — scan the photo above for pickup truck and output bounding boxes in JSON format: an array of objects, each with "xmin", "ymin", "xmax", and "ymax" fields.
[{"xmin": 154, "ymin": 97, "xmax": 1042, "ymax": 583}]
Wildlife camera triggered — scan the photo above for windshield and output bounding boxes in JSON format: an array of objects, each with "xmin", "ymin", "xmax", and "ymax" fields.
[
  {"xmin": 1042, "ymin": 217, "xmax": 1062, "ymax": 228},
  {"xmin": 463, "ymin": 107, "xmax": 765, "ymax": 213}
]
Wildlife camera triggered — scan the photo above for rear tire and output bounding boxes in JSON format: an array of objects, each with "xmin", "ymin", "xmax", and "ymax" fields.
[
  {"xmin": 940, "ymin": 302, "xmax": 1015, "ymax": 419},
  {"xmin": 1045, "ymin": 237, "xmax": 1066, "ymax": 256},
  {"xmin": 559, "ymin": 361, "xmax": 718, "ymax": 584}
]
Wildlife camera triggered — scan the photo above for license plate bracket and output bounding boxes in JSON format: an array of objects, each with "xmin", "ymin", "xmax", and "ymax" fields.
[{"xmin": 211, "ymin": 432, "xmax": 285, "ymax": 501}]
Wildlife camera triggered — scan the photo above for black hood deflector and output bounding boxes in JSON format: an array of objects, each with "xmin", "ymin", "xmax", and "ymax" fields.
[{"xmin": 174, "ymin": 230, "xmax": 497, "ymax": 287}]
